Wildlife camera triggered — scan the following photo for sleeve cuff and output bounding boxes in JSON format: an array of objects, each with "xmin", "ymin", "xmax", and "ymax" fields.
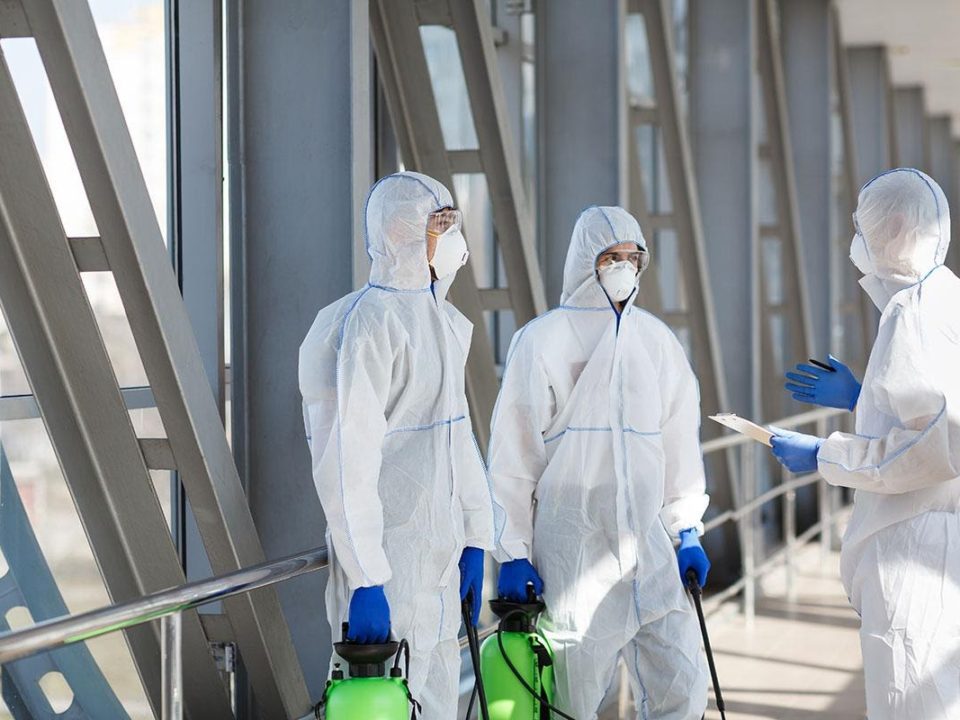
[
  {"xmin": 660, "ymin": 493, "xmax": 710, "ymax": 538},
  {"xmin": 493, "ymin": 537, "xmax": 532, "ymax": 564}
]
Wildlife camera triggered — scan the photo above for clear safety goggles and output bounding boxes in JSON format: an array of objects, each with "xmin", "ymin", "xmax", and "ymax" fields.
[
  {"xmin": 426, "ymin": 208, "xmax": 463, "ymax": 237},
  {"xmin": 597, "ymin": 248, "xmax": 649, "ymax": 272}
]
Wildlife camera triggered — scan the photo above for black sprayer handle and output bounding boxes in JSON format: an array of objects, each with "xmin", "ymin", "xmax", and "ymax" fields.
[
  {"xmin": 686, "ymin": 570, "xmax": 726, "ymax": 719},
  {"xmin": 462, "ymin": 593, "xmax": 491, "ymax": 720}
]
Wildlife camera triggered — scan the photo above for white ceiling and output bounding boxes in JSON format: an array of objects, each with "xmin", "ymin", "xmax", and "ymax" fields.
[{"xmin": 836, "ymin": 0, "xmax": 960, "ymax": 135}]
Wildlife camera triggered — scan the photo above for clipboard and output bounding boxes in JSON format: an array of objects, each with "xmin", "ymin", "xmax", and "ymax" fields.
[{"xmin": 709, "ymin": 413, "xmax": 774, "ymax": 447}]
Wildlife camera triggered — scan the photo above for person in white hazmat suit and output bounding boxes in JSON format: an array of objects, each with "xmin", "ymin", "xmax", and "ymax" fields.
[
  {"xmin": 299, "ymin": 171, "xmax": 494, "ymax": 718},
  {"xmin": 772, "ymin": 168, "xmax": 960, "ymax": 719},
  {"xmin": 488, "ymin": 206, "xmax": 710, "ymax": 719}
]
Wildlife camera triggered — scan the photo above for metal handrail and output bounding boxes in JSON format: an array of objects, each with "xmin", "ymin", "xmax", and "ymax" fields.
[{"xmin": 0, "ymin": 546, "xmax": 328, "ymax": 665}]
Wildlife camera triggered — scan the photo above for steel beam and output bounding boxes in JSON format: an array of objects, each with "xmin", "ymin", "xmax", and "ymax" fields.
[
  {"xmin": 927, "ymin": 115, "xmax": 956, "ymax": 269},
  {"xmin": 757, "ymin": 0, "xmax": 814, "ymax": 418},
  {"xmin": 952, "ymin": 140, "xmax": 960, "ymax": 272},
  {"xmin": 831, "ymin": 15, "xmax": 875, "ymax": 358},
  {"xmin": 893, "ymin": 86, "xmax": 929, "ymax": 172},
  {"xmin": 21, "ymin": 2, "xmax": 309, "ymax": 716},
  {"xmin": 846, "ymin": 46, "xmax": 899, "ymax": 183},
  {"xmin": 0, "ymin": 48, "xmax": 231, "ymax": 719},
  {"xmin": 0, "ymin": 0, "xmax": 28, "ymax": 38},
  {"xmin": 780, "ymin": 0, "xmax": 832, "ymax": 359},
  {"xmin": 689, "ymin": 0, "xmax": 759, "ymax": 421}
]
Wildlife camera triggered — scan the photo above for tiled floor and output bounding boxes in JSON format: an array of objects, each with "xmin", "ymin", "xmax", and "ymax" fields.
[
  {"xmin": 702, "ymin": 543, "xmax": 866, "ymax": 720},
  {"xmin": 598, "ymin": 540, "xmax": 867, "ymax": 720}
]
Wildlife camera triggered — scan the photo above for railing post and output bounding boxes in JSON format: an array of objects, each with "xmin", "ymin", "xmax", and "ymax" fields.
[
  {"xmin": 740, "ymin": 444, "xmax": 756, "ymax": 625},
  {"xmin": 816, "ymin": 416, "xmax": 833, "ymax": 559},
  {"xmin": 783, "ymin": 469, "xmax": 796, "ymax": 604},
  {"xmin": 162, "ymin": 612, "xmax": 183, "ymax": 720}
]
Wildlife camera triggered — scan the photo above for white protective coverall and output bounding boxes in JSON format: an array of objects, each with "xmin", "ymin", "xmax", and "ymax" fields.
[
  {"xmin": 299, "ymin": 172, "xmax": 494, "ymax": 717},
  {"xmin": 817, "ymin": 168, "xmax": 960, "ymax": 719},
  {"xmin": 489, "ymin": 206, "xmax": 709, "ymax": 719}
]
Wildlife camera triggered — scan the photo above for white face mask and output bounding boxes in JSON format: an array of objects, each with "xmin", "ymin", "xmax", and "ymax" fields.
[
  {"xmin": 849, "ymin": 233, "xmax": 874, "ymax": 276},
  {"xmin": 429, "ymin": 227, "xmax": 469, "ymax": 280},
  {"xmin": 597, "ymin": 261, "xmax": 638, "ymax": 303}
]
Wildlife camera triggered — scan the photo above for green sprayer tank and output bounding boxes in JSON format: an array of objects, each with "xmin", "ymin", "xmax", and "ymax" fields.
[
  {"xmin": 319, "ymin": 629, "xmax": 415, "ymax": 720},
  {"xmin": 479, "ymin": 597, "xmax": 555, "ymax": 720}
]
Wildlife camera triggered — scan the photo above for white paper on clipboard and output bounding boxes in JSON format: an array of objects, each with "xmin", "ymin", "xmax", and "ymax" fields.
[{"xmin": 709, "ymin": 413, "xmax": 774, "ymax": 447}]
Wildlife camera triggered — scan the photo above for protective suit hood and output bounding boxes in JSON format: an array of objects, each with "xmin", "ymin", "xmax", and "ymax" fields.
[
  {"xmin": 852, "ymin": 168, "xmax": 950, "ymax": 309},
  {"xmin": 365, "ymin": 171, "xmax": 454, "ymax": 291},
  {"xmin": 560, "ymin": 206, "xmax": 648, "ymax": 307}
]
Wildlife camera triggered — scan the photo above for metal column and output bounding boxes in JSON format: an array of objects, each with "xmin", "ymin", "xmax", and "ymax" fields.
[
  {"xmin": 227, "ymin": 0, "xmax": 372, "ymax": 702},
  {"xmin": 893, "ymin": 86, "xmax": 930, "ymax": 172},
  {"xmin": 846, "ymin": 46, "xmax": 899, "ymax": 184},
  {"xmin": 831, "ymin": 8, "xmax": 875, "ymax": 360},
  {"xmin": 689, "ymin": 0, "xmax": 759, "ymax": 421},
  {"xmin": 537, "ymin": 0, "xmax": 628, "ymax": 305},
  {"xmin": 952, "ymin": 140, "xmax": 960, "ymax": 272},
  {"xmin": 781, "ymin": 0, "xmax": 832, "ymax": 358},
  {"xmin": 756, "ymin": 0, "xmax": 813, "ymax": 421},
  {"xmin": 927, "ymin": 115, "xmax": 954, "ymax": 206}
]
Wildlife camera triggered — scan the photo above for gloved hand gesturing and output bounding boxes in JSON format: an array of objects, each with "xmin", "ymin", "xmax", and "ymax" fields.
[
  {"xmin": 784, "ymin": 356, "xmax": 861, "ymax": 411},
  {"xmin": 459, "ymin": 546, "xmax": 485, "ymax": 627},
  {"xmin": 677, "ymin": 528, "xmax": 710, "ymax": 588},
  {"xmin": 347, "ymin": 585, "xmax": 391, "ymax": 643},
  {"xmin": 770, "ymin": 427, "xmax": 824, "ymax": 474},
  {"xmin": 497, "ymin": 558, "xmax": 544, "ymax": 602}
]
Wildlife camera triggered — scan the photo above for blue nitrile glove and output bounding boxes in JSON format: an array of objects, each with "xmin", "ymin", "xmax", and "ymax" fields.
[
  {"xmin": 459, "ymin": 546, "xmax": 485, "ymax": 626},
  {"xmin": 347, "ymin": 585, "xmax": 391, "ymax": 643},
  {"xmin": 770, "ymin": 427, "xmax": 824, "ymax": 474},
  {"xmin": 677, "ymin": 528, "xmax": 710, "ymax": 588},
  {"xmin": 784, "ymin": 355, "xmax": 861, "ymax": 411},
  {"xmin": 497, "ymin": 558, "xmax": 544, "ymax": 602}
]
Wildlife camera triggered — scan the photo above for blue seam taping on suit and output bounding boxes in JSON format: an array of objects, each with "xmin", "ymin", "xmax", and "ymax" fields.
[
  {"xmin": 384, "ymin": 415, "xmax": 466, "ymax": 437},
  {"xmin": 369, "ymin": 282, "xmax": 432, "ymax": 294},
  {"xmin": 820, "ymin": 399, "xmax": 947, "ymax": 472}
]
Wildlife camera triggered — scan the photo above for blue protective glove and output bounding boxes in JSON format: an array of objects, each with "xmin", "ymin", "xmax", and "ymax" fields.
[
  {"xmin": 677, "ymin": 528, "xmax": 710, "ymax": 588},
  {"xmin": 347, "ymin": 585, "xmax": 391, "ymax": 644},
  {"xmin": 770, "ymin": 427, "xmax": 824, "ymax": 474},
  {"xmin": 497, "ymin": 558, "xmax": 544, "ymax": 602},
  {"xmin": 784, "ymin": 355, "xmax": 861, "ymax": 411},
  {"xmin": 459, "ymin": 546, "xmax": 485, "ymax": 626}
]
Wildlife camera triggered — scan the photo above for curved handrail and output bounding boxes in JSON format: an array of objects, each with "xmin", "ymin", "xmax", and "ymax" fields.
[{"xmin": 0, "ymin": 546, "xmax": 328, "ymax": 664}]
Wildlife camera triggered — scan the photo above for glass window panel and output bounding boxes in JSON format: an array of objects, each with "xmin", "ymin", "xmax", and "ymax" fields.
[
  {"xmin": 1, "ymin": 1, "xmax": 166, "ymax": 241},
  {"xmin": 421, "ymin": 26, "xmax": 479, "ymax": 150},
  {"xmin": 625, "ymin": 14, "xmax": 654, "ymax": 103},
  {"xmin": 636, "ymin": 124, "xmax": 657, "ymax": 212},
  {"xmin": 654, "ymin": 229, "xmax": 687, "ymax": 312},
  {"xmin": 0, "ymin": 311, "xmax": 32, "ymax": 398},
  {"xmin": 759, "ymin": 157, "xmax": 778, "ymax": 226},
  {"xmin": 762, "ymin": 237, "xmax": 784, "ymax": 305},
  {"xmin": 0, "ymin": 418, "xmax": 152, "ymax": 719},
  {"xmin": 82, "ymin": 273, "xmax": 150, "ymax": 388},
  {"xmin": 453, "ymin": 173, "xmax": 494, "ymax": 287}
]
